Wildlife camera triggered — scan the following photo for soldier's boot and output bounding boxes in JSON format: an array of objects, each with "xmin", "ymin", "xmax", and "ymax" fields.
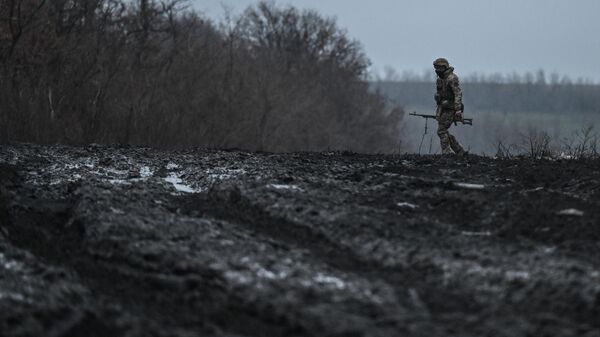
[
  {"xmin": 441, "ymin": 145, "xmax": 453, "ymax": 155},
  {"xmin": 449, "ymin": 135, "xmax": 466, "ymax": 156}
]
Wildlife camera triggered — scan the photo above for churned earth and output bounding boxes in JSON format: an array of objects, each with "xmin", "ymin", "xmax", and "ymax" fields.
[{"xmin": 0, "ymin": 143, "xmax": 599, "ymax": 337}]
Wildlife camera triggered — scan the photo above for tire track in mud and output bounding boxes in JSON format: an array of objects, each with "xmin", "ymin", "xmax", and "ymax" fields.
[
  {"xmin": 1, "ymin": 184, "xmax": 307, "ymax": 337},
  {"xmin": 177, "ymin": 185, "xmax": 487, "ymax": 336},
  {"xmin": 179, "ymin": 181, "xmax": 600, "ymax": 337}
]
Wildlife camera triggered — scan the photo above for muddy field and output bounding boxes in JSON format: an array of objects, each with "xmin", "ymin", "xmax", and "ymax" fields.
[{"xmin": 1, "ymin": 144, "xmax": 599, "ymax": 337}]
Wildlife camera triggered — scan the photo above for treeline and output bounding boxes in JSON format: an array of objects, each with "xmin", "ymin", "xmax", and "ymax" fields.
[
  {"xmin": 377, "ymin": 67, "xmax": 598, "ymax": 86},
  {"xmin": 0, "ymin": 0, "xmax": 403, "ymax": 152},
  {"xmin": 374, "ymin": 81, "xmax": 600, "ymax": 114}
]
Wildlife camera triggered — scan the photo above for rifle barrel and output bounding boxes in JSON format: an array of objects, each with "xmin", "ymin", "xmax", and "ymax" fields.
[
  {"xmin": 409, "ymin": 112, "xmax": 436, "ymax": 118},
  {"xmin": 410, "ymin": 112, "xmax": 473, "ymax": 126}
]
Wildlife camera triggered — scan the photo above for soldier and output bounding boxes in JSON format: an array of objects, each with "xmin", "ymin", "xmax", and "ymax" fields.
[{"xmin": 433, "ymin": 58, "xmax": 466, "ymax": 155}]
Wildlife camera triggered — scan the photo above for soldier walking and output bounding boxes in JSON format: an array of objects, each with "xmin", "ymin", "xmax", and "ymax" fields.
[{"xmin": 433, "ymin": 58, "xmax": 466, "ymax": 155}]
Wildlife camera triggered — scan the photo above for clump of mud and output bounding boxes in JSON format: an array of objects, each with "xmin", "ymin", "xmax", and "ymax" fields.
[{"xmin": 1, "ymin": 144, "xmax": 599, "ymax": 337}]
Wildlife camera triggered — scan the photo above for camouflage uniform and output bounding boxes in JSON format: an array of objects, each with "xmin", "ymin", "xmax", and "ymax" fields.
[{"xmin": 434, "ymin": 58, "xmax": 465, "ymax": 155}]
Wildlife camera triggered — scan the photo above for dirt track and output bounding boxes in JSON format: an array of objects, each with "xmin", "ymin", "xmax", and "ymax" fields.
[{"xmin": 1, "ymin": 144, "xmax": 599, "ymax": 337}]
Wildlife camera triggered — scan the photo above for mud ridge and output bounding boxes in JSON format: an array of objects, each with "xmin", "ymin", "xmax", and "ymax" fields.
[
  {"xmin": 178, "ymin": 184, "xmax": 489, "ymax": 331},
  {"xmin": 183, "ymin": 184, "xmax": 375, "ymax": 272},
  {"xmin": 3, "ymin": 185, "xmax": 307, "ymax": 337}
]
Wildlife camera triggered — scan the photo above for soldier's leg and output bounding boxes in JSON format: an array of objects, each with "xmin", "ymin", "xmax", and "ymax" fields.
[
  {"xmin": 449, "ymin": 133, "xmax": 465, "ymax": 155},
  {"xmin": 437, "ymin": 112, "xmax": 453, "ymax": 154}
]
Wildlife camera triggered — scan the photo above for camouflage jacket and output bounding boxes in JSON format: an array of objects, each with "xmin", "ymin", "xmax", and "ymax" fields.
[{"xmin": 435, "ymin": 67, "xmax": 463, "ymax": 111}]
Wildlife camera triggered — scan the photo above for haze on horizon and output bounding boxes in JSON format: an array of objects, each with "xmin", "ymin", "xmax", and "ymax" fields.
[{"xmin": 193, "ymin": 0, "xmax": 600, "ymax": 83}]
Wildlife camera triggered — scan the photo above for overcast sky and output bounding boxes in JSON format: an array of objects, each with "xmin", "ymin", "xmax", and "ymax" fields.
[{"xmin": 192, "ymin": 0, "xmax": 600, "ymax": 82}]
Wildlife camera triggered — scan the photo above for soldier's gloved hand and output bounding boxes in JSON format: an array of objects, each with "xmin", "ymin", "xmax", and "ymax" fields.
[{"xmin": 455, "ymin": 111, "xmax": 463, "ymax": 119}]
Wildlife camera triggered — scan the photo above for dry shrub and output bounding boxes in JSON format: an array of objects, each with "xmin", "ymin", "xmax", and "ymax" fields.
[
  {"xmin": 523, "ymin": 129, "xmax": 552, "ymax": 159},
  {"xmin": 561, "ymin": 125, "xmax": 599, "ymax": 159}
]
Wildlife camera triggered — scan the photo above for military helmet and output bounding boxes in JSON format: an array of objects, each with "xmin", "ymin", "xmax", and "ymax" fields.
[{"xmin": 433, "ymin": 58, "xmax": 449, "ymax": 68}]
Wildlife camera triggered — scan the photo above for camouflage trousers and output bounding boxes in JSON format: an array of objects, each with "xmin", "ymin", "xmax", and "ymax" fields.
[{"xmin": 437, "ymin": 110, "xmax": 465, "ymax": 155}]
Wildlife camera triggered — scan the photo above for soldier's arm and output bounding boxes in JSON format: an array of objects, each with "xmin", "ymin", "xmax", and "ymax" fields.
[
  {"xmin": 434, "ymin": 79, "xmax": 441, "ymax": 105},
  {"xmin": 450, "ymin": 75, "xmax": 463, "ymax": 111}
]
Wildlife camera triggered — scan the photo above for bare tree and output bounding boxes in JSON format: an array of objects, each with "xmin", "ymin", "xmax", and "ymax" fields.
[{"xmin": 0, "ymin": 0, "xmax": 402, "ymax": 153}]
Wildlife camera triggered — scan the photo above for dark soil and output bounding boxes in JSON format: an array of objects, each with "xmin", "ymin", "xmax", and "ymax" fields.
[{"xmin": 1, "ymin": 143, "xmax": 599, "ymax": 337}]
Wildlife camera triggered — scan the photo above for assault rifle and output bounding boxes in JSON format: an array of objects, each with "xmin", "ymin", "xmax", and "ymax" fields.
[{"xmin": 409, "ymin": 112, "xmax": 473, "ymax": 126}]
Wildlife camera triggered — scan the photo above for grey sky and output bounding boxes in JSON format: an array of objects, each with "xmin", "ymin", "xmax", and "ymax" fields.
[{"xmin": 192, "ymin": 0, "xmax": 600, "ymax": 82}]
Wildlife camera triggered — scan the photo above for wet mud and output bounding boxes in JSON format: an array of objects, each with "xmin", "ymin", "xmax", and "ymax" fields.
[{"xmin": 1, "ymin": 144, "xmax": 599, "ymax": 337}]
